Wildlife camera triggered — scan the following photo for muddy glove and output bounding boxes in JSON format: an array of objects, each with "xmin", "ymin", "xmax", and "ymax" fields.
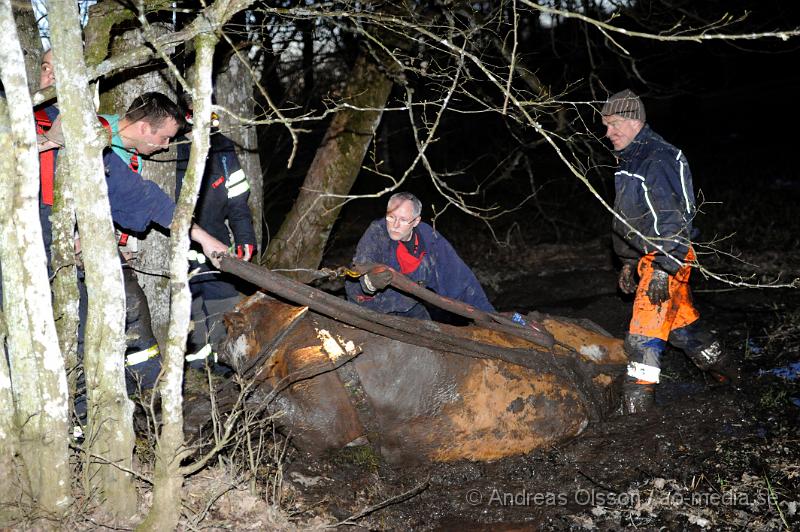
[
  {"xmin": 618, "ymin": 262, "xmax": 638, "ymax": 294},
  {"xmin": 360, "ymin": 268, "xmax": 393, "ymax": 294},
  {"xmin": 646, "ymin": 267, "xmax": 670, "ymax": 305}
]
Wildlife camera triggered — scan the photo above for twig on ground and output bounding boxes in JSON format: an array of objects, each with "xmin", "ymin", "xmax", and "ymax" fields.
[{"xmin": 325, "ymin": 480, "xmax": 430, "ymax": 528}]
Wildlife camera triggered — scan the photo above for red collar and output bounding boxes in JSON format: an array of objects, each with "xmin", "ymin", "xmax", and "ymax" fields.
[{"xmin": 395, "ymin": 233, "xmax": 426, "ymax": 274}]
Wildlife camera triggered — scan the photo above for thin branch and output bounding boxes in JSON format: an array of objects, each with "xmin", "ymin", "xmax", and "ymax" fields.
[
  {"xmin": 325, "ymin": 480, "xmax": 430, "ymax": 528},
  {"xmin": 522, "ymin": 2, "xmax": 800, "ymax": 49},
  {"xmin": 502, "ymin": 0, "xmax": 519, "ymax": 115}
]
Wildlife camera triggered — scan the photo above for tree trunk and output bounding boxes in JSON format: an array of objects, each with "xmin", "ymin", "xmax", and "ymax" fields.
[
  {"xmin": 0, "ymin": 4, "xmax": 70, "ymax": 514},
  {"xmin": 47, "ymin": 0, "xmax": 136, "ymax": 519},
  {"xmin": 216, "ymin": 51, "xmax": 263, "ymax": 253},
  {"xmin": 100, "ymin": 22, "xmax": 177, "ymax": 346},
  {"xmin": 264, "ymin": 54, "xmax": 393, "ymax": 275},
  {"xmin": 137, "ymin": 31, "xmax": 218, "ymax": 532},
  {"xmin": 0, "ymin": 102, "xmax": 22, "ymax": 524},
  {"xmin": 83, "ymin": 0, "xmax": 137, "ymax": 68},
  {"xmin": 300, "ymin": 17, "xmax": 315, "ymax": 99},
  {"xmin": 50, "ymin": 154, "xmax": 81, "ymax": 405},
  {"xmin": 11, "ymin": 0, "xmax": 42, "ymax": 94}
]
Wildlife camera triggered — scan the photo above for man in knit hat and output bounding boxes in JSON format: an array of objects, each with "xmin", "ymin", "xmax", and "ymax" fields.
[{"xmin": 601, "ymin": 89, "xmax": 736, "ymax": 414}]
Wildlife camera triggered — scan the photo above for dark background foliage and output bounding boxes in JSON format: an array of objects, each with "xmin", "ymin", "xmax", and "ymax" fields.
[{"xmin": 182, "ymin": 0, "xmax": 800, "ymax": 263}]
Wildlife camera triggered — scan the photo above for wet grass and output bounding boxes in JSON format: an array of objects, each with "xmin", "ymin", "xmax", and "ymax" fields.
[{"xmin": 328, "ymin": 445, "xmax": 383, "ymax": 472}]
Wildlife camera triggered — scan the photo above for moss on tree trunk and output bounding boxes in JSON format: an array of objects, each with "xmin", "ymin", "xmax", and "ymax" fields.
[
  {"xmin": 265, "ymin": 53, "xmax": 394, "ymax": 276},
  {"xmin": 47, "ymin": 0, "xmax": 137, "ymax": 519},
  {"xmin": 0, "ymin": 10, "xmax": 71, "ymax": 514}
]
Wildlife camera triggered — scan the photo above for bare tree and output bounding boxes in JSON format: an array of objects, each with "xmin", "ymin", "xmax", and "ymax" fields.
[
  {"xmin": 11, "ymin": 0, "xmax": 42, "ymax": 93},
  {"xmin": 264, "ymin": 52, "xmax": 394, "ymax": 276},
  {"xmin": 50, "ymin": 152, "xmax": 81, "ymax": 406},
  {"xmin": 0, "ymin": 1, "xmax": 70, "ymax": 515},
  {"xmin": 137, "ymin": 29, "xmax": 218, "ymax": 532},
  {"xmin": 47, "ymin": 0, "xmax": 136, "ymax": 518},
  {"xmin": 0, "ymin": 100, "xmax": 24, "ymax": 523},
  {"xmin": 216, "ymin": 44, "xmax": 265, "ymax": 254},
  {"xmin": 249, "ymin": 1, "xmax": 800, "ymax": 288}
]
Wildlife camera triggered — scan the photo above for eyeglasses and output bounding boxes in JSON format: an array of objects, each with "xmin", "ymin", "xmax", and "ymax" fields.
[{"xmin": 385, "ymin": 215, "xmax": 418, "ymax": 226}]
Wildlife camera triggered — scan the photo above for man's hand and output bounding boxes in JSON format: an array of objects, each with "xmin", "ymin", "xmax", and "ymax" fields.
[
  {"xmin": 361, "ymin": 268, "xmax": 393, "ymax": 293},
  {"xmin": 618, "ymin": 262, "xmax": 638, "ymax": 294},
  {"xmin": 646, "ymin": 267, "xmax": 671, "ymax": 305},
  {"xmin": 201, "ymin": 239, "xmax": 229, "ymax": 269},
  {"xmin": 73, "ymin": 236, "xmax": 84, "ymax": 269},
  {"xmin": 190, "ymin": 223, "xmax": 229, "ymax": 268},
  {"xmin": 37, "ymin": 114, "xmax": 64, "ymax": 152}
]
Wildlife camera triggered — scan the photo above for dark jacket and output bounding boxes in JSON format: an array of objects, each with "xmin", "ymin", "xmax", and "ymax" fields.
[
  {"xmin": 612, "ymin": 124, "xmax": 698, "ymax": 274},
  {"xmin": 345, "ymin": 219, "xmax": 495, "ymax": 316},
  {"xmin": 104, "ymin": 152, "xmax": 175, "ymax": 232},
  {"xmin": 99, "ymin": 116, "xmax": 171, "ymax": 362},
  {"xmin": 176, "ymin": 132, "xmax": 256, "ymax": 300},
  {"xmin": 101, "ymin": 114, "xmax": 176, "ymax": 232}
]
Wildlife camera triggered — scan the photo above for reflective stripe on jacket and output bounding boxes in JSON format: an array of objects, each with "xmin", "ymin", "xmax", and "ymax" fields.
[
  {"xmin": 176, "ymin": 132, "xmax": 256, "ymax": 300},
  {"xmin": 612, "ymin": 125, "xmax": 697, "ymax": 275}
]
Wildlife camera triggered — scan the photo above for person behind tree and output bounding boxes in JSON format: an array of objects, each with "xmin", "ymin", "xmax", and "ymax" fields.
[
  {"xmin": 29, "ymin": 56, "xmax": 181, "ymax": 394},
  {"xmin": 175, "ymin": 101, "xmax": 257, "ymax": 366},
  {"xmin": 33, "ymin": 49, "xmax": 61, "ymax": 267},
  {"xmin": 601, "ymin": 89, "xmax": 736, "ymax": 414},
  {"xmin": 0, "ymin": 50, "xmax": 62, "ymax": 318},
  {"xmin": 346, "ymin": 192, "xmax": 495, "ymax": 320},
  {"xmin": 94, "ymin": 92, "xmax": 229, "ymax": 392}
]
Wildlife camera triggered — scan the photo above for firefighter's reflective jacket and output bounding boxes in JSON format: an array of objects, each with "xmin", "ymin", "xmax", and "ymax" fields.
[
  {"xmin": 612, "ymin": 124, "xmax": 699, "ymax": 275},
  {"xmin": 176, "ymin": 132, "xmax": 256, "ymax": 300}
]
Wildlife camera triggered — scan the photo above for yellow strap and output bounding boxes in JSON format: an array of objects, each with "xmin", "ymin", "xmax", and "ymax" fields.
[{"xmin": 341, "ymin": 267, "xmax": 362, "ymax": 278}]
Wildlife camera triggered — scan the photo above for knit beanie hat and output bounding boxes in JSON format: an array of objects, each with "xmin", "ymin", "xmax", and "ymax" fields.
[{"xmin": 601, "ymin": 89, "xmax": 646, "ymax": 122}]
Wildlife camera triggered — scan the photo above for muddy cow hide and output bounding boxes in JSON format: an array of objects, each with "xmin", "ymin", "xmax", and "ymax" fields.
[{"xmin": 217, "ymin": 293, "xmax": 627, "ymax": 464}]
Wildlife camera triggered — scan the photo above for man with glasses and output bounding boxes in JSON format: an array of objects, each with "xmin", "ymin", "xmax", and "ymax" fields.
[{"xmin": 346, "ymin": 192, "xmax": 495, "ymax": 320}]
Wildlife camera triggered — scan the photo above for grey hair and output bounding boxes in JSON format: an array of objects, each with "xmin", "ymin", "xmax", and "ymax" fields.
[{"xmin": 388, "ymin": 192, "xmax": 422, "ymax": 218}]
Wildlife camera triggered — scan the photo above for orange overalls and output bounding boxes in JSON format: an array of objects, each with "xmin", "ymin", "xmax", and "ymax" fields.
[
  {"xmin": 630, "ymin": 248, "xmax": 699, "ymax": 341},
  {"xmin": 624, "ymin": 248, "xmax": 703, "ymax": 385}
]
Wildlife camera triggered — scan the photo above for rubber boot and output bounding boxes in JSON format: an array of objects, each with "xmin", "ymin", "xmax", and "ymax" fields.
[
  {"xmin": 669, "ymin": 323, "xmax": 738, "ymax": 384},
  {"xmin": 689, "ymin": 340, "xmax": 739, "ymax": 385},
  {"xmin": 622, "ymin": 381, "xmax": 655, "ymax": 415},
  {"xmin": 705, "ymin": 343, "xmax": 739, "ymax": 385}
]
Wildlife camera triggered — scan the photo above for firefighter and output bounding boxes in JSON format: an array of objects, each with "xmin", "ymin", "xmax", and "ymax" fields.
[
  {"xmin": 346, "ymin": 192, "xmax": 495, "ymax": 320},
  {"xmin": 601, "ymin": 89, "xmax": 736, "ymax": 414},
  {"xmin": 34, "ymin": 49, "xmax": 60, "ymax": 267},
  {"xmin": 0, "ymin": 50, "xmax": 62, "ymax": 322},
  {"xmin": 175, "ymin": 103, "xmax": 257, "ymax": 367},
  {"xmin": 96, "ymin": 92, "xmax": 229, "ymax": 391}
]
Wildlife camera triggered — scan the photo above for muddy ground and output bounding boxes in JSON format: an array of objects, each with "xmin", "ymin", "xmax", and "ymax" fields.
[{"xmin": 225, "ymin": 239, "xmax": 800, "ymax": 531}]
